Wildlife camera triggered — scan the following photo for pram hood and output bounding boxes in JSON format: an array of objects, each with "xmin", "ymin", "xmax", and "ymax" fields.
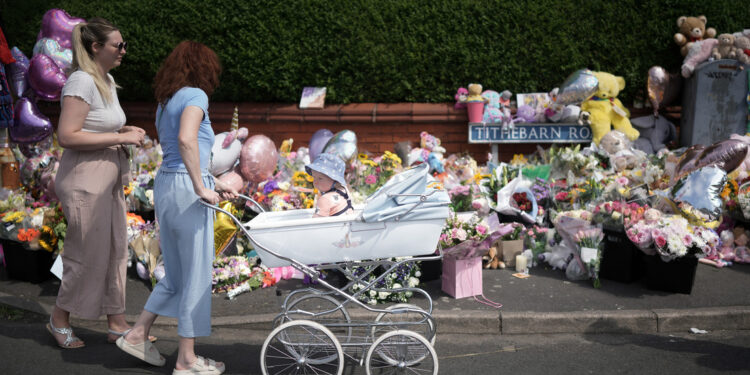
[{"xmin": 362, "ymin": 163, "xmax": 450, "ymax": 222}]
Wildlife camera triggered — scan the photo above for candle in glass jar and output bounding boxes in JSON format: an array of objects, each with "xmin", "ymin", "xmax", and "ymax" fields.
[{"xmin": 515, "ymin": 254, "xmax": 527, "ymax": 272}]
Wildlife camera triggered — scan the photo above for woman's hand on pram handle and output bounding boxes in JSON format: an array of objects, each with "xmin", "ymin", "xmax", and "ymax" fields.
[
  {"xmin": 197, "ymin": 186, "xmax": 221, "ymax": 205},
  {"xmin": 214, "ymin": 178, "xmax": 239, "ymax": 201}
]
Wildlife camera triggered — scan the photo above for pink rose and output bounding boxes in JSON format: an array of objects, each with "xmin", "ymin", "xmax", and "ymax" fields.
[
  {"xmin": 456, "ymin": 228, "xmax": 467, "ymax": 241},
  {"xmin": 476, "ymin": 225, "xmax": 487, "ymax": 235},
  {"xmin": 365, "ymin": 175, "xmax": 377, "ymax": 184},
  {"xmin": 654, "ymin": 235, "xmax": 667, "ymax": 248}
]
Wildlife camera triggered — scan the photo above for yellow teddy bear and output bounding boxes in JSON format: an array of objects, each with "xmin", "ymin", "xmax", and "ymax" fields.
[{"xmin": 580, "ymin": 71, "xmax": 639, "ymax": 145}]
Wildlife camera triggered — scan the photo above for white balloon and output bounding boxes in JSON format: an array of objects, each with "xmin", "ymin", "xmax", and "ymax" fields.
[{"xmin": 210, "ymin": 132, "xmax": 242, "ymax": 176}]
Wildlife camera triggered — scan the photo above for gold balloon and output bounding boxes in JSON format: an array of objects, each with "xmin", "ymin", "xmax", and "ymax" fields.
[{"xmin": 214, "ymin": 201, "xmax": 239, "ymax": 256}]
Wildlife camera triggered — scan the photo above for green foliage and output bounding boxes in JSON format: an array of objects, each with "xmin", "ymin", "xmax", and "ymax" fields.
[{"xmin": 2, "ymin": 0, "xmax": 749, "ymax": 104}]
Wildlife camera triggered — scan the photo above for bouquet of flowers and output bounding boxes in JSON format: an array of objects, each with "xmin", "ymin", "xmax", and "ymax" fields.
[
  {"xmin": 212, "ymin": 255, "xmax": 275, "ymax": 295},
  {"xmin": 251, "ymin": 179, "xmax": 314, "ymax": 211},
  {"xmin": 448, "ymin": 184, "xmax": 474, "ymax": 212},
  {"xmin": 548, "ymin": 145, "xmax": 601, "ymax": 178},
  {"xmin": 650, "ymin": 215, "xmax": 704, "ymax": 261},
  {"xmin": 438, "ymin": 213, "xmax": 490, "ymax": 250},
  {"xmin": 592, "ymin": 201, "xmax": 648, "ymax": 231},
  {"xmin": 351, "ymin": 151, "xmax": 402, "ymax": 199},
  {"xmin": 573, "ymin": 227, "xmax": 604, "ymax": 288},
  {"xmin": 349, "ymin": 258, "xmax": 421, "ymax": 305},
  {"xmin": 525, "ymin": 225, "xmax": 549, "ymax": 258},
  {"xmin": 625, "ymin": 220, "xmax": 655, "ymax": 254}
]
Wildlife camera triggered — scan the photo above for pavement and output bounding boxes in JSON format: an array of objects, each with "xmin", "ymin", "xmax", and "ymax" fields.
[{"xmin": 2, "ymin": 258, "xmax": 750, "ymax": 336}]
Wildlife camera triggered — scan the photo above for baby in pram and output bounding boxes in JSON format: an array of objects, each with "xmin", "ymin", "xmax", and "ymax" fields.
[{"xmin": 306, "ymin": 152, "xmax": 354, "ymax": 217}]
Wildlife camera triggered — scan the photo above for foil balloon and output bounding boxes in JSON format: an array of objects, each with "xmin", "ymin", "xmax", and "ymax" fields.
[
  {"xmin": 20, "ymin": 151, "xmax": 55, "ymax": 189},
  {"xmin": 18, "ymin": 135, "xmax": 55, "ymax": 158},
  {"xmin": 218, "ymin": 169, "xmax": 246, "ymax": 193},
  {"xmin": 40, "ymin": 159, "xmax": 59, "ymax": 201},
  {"xmin": 239, "ymin": 135, "xmax": 278, "ymax": 183},
  {"xmin": 647, "ymin": 66, "xmax": 668, "ymax": 113},
  {"xmin": 209, "ymin": 132, "xmax": 242, "ymax": 176},
  {"xmin": 38, "ymin": 9, "xmax": 85, "ymax": 50},
  {"xmin": 214, "ymin": 201, "xmax": 239, "ymax": 256},
  {"xmin": 676, "ymin": 140, "xmax": 749, "ymax": 178},
  {"xmin": 322, "ymin": 130, "xmax": 358, "ymax": 164},
  {"xmin": 555, "ymin": 69, "xmax": 598, "ymax": 106},
  {"xmin": 11, "ymin": 97, "xmax": 53, "ymax": 143},
  {"xmin": 670, "ymin": 166, "xmax": 726, "ymax": 228},
  {"xmin": 308, "ymin": 128, "xmax": 333, "ymax": 161},
  {"xmin": 27, "ymin": 54, "xmax": 67, "ymax": 101},
  {"xmin": 136, "ymin": 262, "xmax": 149, "ymax": 280},
  {"xmin": 32, "ymin": 38, "xmax": 72, "ymax": 71},
  {"xmin": 8, "ymin": 47, "xmax": 31, "ymax": 98}
]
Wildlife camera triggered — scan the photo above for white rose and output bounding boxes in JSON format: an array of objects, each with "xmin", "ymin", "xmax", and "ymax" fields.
[
  {"xmin": 378, "ymin": 291, "xmax": 391, "ymax": 299},
  {"xmin": 408, "ymin": 277, "xmax": 419, "ymax": 287}
]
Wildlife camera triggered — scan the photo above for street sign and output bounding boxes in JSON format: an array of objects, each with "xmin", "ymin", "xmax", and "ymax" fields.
[{"xmin": 468, "ymin": 122, "xmax": 592, "ymax": 144}]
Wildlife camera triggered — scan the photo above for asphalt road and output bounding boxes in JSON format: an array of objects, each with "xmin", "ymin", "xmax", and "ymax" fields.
[{"xmin": 2, "ymin": 305, "xmax": 749, "ymax": 374}]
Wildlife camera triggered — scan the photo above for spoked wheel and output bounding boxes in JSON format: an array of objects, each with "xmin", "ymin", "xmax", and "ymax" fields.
[
  {"xmin": 372, "ymin": 303, "xmax": 436, "ymax": 345},
  {"xmin": 280, "ymin": 293, "xmax": 353, "ymax": 346},
  {"xmin": 365, "ymin": 330, "xmax": 438, "ymax": 375},
  {"xmin": 260, "ymin": 320, "xmax": 343, "ymax": 375}
]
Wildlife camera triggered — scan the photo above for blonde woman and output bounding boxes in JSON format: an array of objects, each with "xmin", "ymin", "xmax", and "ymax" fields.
[{"xmin": 48, "ymin": 17, "xmax": 146, "ymax": 349}]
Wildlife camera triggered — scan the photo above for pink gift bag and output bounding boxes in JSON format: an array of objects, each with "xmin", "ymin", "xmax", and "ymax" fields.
[
  {"xmin": 466, "ymin": 102, "xmax": 484, "ymax": 123},
  {"xmin": 441, "ymin": 256, "xmax": 482, "ymax": 299}
]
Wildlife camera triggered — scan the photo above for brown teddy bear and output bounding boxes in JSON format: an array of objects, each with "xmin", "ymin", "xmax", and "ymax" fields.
[
  {"xmin": 674, "ymin": 15, "xmax": 717, "ymax": 56},
  {"xmin": 712, "ymin": 33, "xmax": 736, "ymax": 60},
  {"xmin": 483, "ymin": 243, "xmax": 505, "ymax": 269},
  {"xmin": 734, "ymin": 36, "xmax": 750, "ymax": 64}
]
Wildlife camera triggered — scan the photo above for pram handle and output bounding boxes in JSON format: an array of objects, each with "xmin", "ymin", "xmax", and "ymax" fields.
[{"xmin": 199, "ymin": 194, "xmax": 266, "ymax": 213}]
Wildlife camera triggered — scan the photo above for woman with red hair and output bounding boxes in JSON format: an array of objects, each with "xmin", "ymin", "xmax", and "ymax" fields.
[{"xmin": 117, "ymin": 41, "xmax": 236, "ymax": 374}]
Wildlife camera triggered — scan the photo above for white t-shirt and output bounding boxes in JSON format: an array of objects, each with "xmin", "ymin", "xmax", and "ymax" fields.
[{"xmin": 60, "ymin": 70, "xmax": 126, "ymax": 133}]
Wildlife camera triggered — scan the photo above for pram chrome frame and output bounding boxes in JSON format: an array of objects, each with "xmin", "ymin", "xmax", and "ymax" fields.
[{"xmin": 202, "ymin": 194, "xmax": 443, "ymax": 374}]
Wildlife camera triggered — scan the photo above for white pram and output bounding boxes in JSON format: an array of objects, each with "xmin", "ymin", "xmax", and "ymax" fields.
[{"xmin": 204, "ymin": 164, "xmax": 449, "ymax": 375}]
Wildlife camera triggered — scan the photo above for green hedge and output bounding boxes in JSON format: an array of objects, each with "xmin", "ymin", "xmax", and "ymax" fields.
[{"xmin": 2, "ymin": 0, "xmax": 749, "ymax": 104}]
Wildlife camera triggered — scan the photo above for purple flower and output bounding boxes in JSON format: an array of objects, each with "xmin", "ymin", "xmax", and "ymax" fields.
[{"xmin": 263, "ymin": 180, "xmax": 279, "ymax": 194}]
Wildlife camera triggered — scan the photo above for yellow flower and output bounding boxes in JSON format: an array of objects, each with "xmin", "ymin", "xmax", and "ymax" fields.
[
  {"xmin": 358, "ymin": 153, "xmax": 369, "ymax": 161},
  {"xmin": 39, "ymin": 225, "xmax": 57, "ymax": 253},
  {"xmin": 510, "ymin": 154, "xmax": 528, "ymax": 166},
  {"xmin": 362, "ymin": 159, "xmax": 378, "ymax": 167}
]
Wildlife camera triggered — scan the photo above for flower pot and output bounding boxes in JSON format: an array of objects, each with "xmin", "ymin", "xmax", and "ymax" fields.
[
  {"xmin": 644, "ymin": 254, "xmax": 698, "ymax": 294},
  {"xmin": 500, "ymin": 239, "xmax": 524, "ymax": 268},
  {"xmin": 466, "ymin": 102, "xmax": 484, "ymax": 123},
  {"xmin": 599, "ymin": 227, "xmax": 644, "ymax": 283},
  {"xmin": 1, "ymin": 239, "xmax": 54, "ymax": 283}
]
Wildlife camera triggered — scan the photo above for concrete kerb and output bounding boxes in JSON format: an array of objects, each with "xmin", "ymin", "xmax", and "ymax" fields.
[{"xmin": 3, "ymin": 290, "xmax": 750, "ymax": 335}]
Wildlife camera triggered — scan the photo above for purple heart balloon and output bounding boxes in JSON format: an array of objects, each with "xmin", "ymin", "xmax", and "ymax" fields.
[
  {"xmin": 308, "ymin": 128, "xmax": 334, "ymax": 161},
  {"xmin": 11, "ymin": 97, "xmax": 53, "ymax": 144},
  {"xmin": 39, "ymin": 9, "xmax": 85, "ymax": 50},
  {"xmin": 8, "ymin": 47, "xmax": 31, "ymax": 98},
  {"xmin": 28, "ymin": 54, "xmax": 67, "ymax": 101}
]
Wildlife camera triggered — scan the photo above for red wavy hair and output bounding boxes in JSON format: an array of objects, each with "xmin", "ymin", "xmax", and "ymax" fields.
[{"xmin": 153, "ymin": 41, "xmax": 221, "ymax": 105}]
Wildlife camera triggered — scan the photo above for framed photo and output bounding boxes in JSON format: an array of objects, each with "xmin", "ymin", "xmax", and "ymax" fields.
[
  {"xmin": 299, "ymin": 87, "xmax": 327, "ymax": 109},
  {"xmin": 516, "ymin": 92, "xmax": 551, "ymax": 110}
]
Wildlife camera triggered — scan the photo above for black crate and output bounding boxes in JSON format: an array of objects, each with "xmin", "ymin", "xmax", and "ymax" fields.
[
  {"xmin": 1, "ymin": 239, "xmax": 54, "ymax": 283},
  {"xmin": 599, "ymin": 228, "xmax": 645, "ymax": 283},
  {"xmin": 645, "ymin": 254, "xmax": 698, "ymax": 294}
]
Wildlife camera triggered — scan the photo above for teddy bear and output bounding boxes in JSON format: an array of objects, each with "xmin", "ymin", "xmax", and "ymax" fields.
[
  {"xmin": 483, "ymin": 245, "xmax": 505, "ymax": 269},
  {"xmin": 407, "ymin": 131, "xmax": 446, "ymax": 173},
  {"xmin": 712, "ymin": 33, "xmax": 737, "ymax": 60},
  {"xmin": 681, "ymin": 38, "xmax": 719, "ymax": 78},
  {"xmin": 734, "ymin": 36, "xmax": 750, "ymax": 64},
  {"xmin": 465, "ymin": 83, "xmax": 486, "ymax": 103},
  {"xmin": 674, "ymin": 15, "xmax": 717, "ymax": 56},
  {"xmin": 630, "ymin": 115, "xmax": 677, "ymax": 154},
  {"xmin": 454, "ymin": 87, "xmax": 468, "ymax": 109},
  {"xmin": 580, "ymin": 71, "xmax": 639, "ymax": 145},
  {"xmin": 597, "ymin": 130, "xmax": 644, "ymax": 171},
  {"xmin": 481, "ymin": 90, "xmax": 513, "ymax": 129}
]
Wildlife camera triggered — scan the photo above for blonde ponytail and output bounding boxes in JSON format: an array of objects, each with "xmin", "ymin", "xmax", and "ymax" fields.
[{"xmin": 69, "ymin": 19, "xmax": 120, "ymax": 103}]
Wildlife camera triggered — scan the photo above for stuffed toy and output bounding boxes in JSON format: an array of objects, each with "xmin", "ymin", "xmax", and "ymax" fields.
[
  {"xmin": 630, "ymin": 115, "xmax": 677, "ymax": 154},
  {"xmin": 580, "ymin": 71, "xmax": 639, "ymax": 145},
  {"xmin": 674, "ymin": 15, "xmax": 717, "ymax": 56},
  {"xmin": 597, "ymin": 130, "xmax": 644, "ymax": 171},
  {"xmin": 407, "ymin": 131, "xmax": 446, "ymax": 173},
  {"xmin": 481, "ymin": 90, "xmax": 513, "ymax": 129},
  {"xmin": 514, "ymin": 105, "xmax": 536, "ymax": 123},
  {"xmin": 454, "ymin": 87, "xmax": 468, "ymax": 109},
  {"xmin": 712, "ymin": 33, "xmax": 737, "ymax": 60},
  {"xmin": 682, "ymin": 38, "xmax": 719, "ymax": 77},
  {"xmin": 734, "ymin": 36, "xmax": 750, "ymax": 64},
  {"xmin": 483, "ymin": 245, "xmax": 505, "ymax": 269},
  {"xmin": 466, "ymin": 83, "xmax": 486, "ymax": 103}
]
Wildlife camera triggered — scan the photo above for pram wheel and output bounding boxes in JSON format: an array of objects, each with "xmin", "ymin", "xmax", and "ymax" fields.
[
  {"xmin": 261, "ymin": 320, "xmax": 343, "ymax": 375},
  {"xmin": 279, "ymin": 293, "xmax": 353, "ymax": 345},
  {"xmin": 365, "ymin": 330, "xmax": 438, "ymax": 375},
  {"xmin": 372, "ymin": 303, "xmax": 436, "ymax": 345}
]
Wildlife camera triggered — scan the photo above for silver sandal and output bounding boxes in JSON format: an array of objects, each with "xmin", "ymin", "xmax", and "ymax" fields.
[{"xmin": 46, "ymin": 317, "xmax": 85, "ymax": 349}]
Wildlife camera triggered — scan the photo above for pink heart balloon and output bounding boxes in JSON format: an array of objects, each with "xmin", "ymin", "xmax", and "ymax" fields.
[
  {"xmin": 8, "ymin": 47, "xmax": 31, "ymax": 98},
  {"xmin": 33, "ymin": 38, "xmax": 72, "ymax": 71},
  {"xmin": 218, "ymin": 169, "xmax": 246, "ymax": 193},
  {"xmin": 28, "ymin": 54, "xmax": 67, "ymax": 101},
  {"xmin": 11, "ymin": 97, "xmax": 53, "ymax": 143},
  {"xmin": 39, "ymin": 9, "xmax": 85, "ymax": 50},
  {"xmin": 240, "ymin": 135, "xmax": 278, "ymax": 183}
]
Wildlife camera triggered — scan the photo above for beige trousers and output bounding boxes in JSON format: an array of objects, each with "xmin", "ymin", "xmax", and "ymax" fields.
[{"xmin": 54, "ymin": 146, "xmax": 130, "ymax": 319}]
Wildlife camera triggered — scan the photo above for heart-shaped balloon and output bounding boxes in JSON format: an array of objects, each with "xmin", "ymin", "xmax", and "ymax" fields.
[
  {"xmin": 555, "ymin": 69, "xmax": 599, "ymax": 106},
  {"xmin": 28, "ymin": 54, "xmax": 67, "ymax": 101},
  {"xmin": 308, "ymin": 128, "xmax": 333, "ymax": 161},
  {"xmin": 38, "ymin": 9, "xmax": 85, "ymax": 50},
  {"xmin": 11, "ymin": 97, "xmax": 53, "ymax": 143},
  {"xmin": 322, "ymin": 130, "xmax": 358, "ymax": 164},
  {"xmin": 33, "ymin": 38, "xmax": 73, "ymax": 71},
  {"xmin": 18, "ymin": 135, "xmax": 55, "ymax": 158},
  {"xmin": 8, "ymin": 47, "xmax": 31, "ymax": 98},
  {"xmin": 239, "ymin": 135, "xmax": 278, "ymax": 183},
  {"xmin": 218, "ymin": 169, "xmax": 246, "ymax": 193}
]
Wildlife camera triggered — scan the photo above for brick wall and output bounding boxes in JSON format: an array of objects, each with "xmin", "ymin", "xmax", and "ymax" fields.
[{"xmin": 38, "ymin": 102, "xmax": 678, "ymax": 163}]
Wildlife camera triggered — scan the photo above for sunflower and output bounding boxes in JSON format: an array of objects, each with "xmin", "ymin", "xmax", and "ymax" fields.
[{"xmin": 38, "ymin": 225, "xmax": 57, "ymax": 252}]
